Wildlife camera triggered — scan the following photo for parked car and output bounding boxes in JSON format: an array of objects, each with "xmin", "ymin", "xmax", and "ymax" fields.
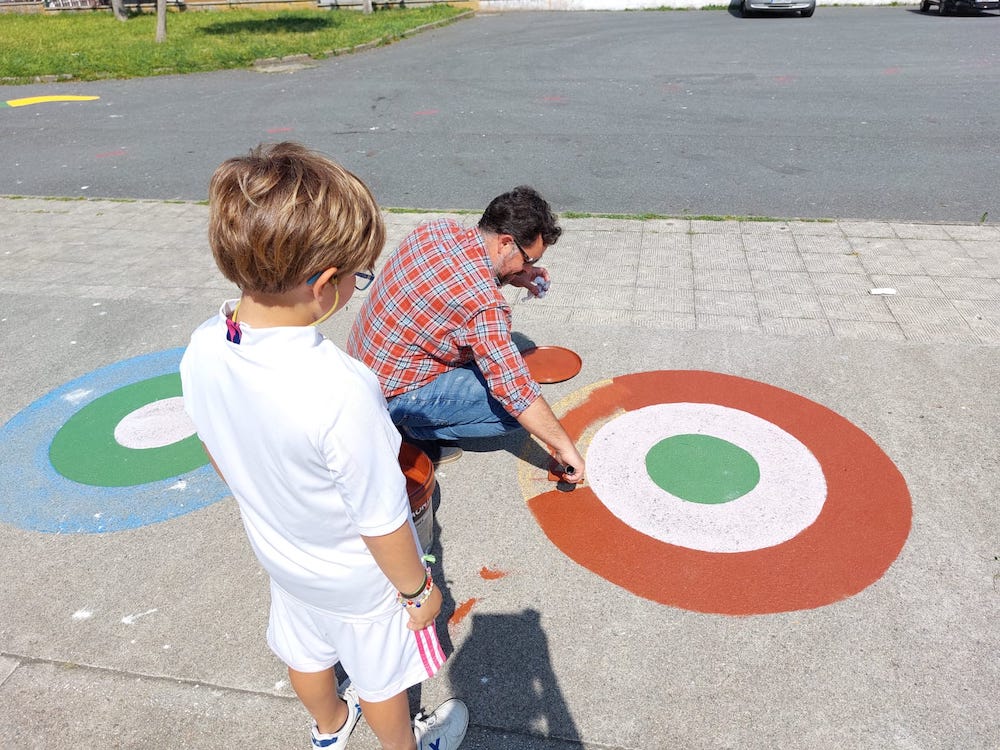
[
  {"xmin": 919, "ymin": 0, "xmax": 999, "ymax": 13},
  {"xmin": 741, "ymin": 0, "xmax": 816, "ymax": 17}
]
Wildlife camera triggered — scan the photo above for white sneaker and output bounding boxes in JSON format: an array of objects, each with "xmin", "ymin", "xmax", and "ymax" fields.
[
  {"xmin": 310, "ymin": 683, "xmax": 362, "ymax": 748},
  {"xmin": 413, "ymin": 698, "xmax": 469, "ymax": 750}
]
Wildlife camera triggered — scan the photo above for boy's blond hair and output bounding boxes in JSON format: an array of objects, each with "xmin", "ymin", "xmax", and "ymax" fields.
[{"xmin": 208, "ymin": 142, "xmax": 385, "ymax": 295}]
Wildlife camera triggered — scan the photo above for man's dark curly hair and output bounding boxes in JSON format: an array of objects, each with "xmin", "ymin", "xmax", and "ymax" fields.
[{"xmin": 478, "ymin": 186, "xmax": 562, "ymax": 249}]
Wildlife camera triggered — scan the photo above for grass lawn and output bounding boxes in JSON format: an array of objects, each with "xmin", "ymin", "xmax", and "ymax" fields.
[{"xmin": 0, "ymin": 4, "xmax": 466, "ymax": 84}]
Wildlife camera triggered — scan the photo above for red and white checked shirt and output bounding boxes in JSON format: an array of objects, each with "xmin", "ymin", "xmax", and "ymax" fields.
[{"xmin": 347, "ymin": 219, "xmax": 541, "ymax": 417}]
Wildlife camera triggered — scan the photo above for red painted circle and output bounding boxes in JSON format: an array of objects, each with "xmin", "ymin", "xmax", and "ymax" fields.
[{"xmin": 526, "ymin": 370, "xmax": 911, "ymax": 615}]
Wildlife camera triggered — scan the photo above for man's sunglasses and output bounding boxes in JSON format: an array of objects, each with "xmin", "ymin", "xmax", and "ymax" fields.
[{"xmin": 513, "ymin": 239, "xmax": 541, "ymax": 265}]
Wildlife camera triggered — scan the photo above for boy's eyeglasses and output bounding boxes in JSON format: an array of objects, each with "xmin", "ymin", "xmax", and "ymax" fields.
[
  {"xmin": 307, "ymin": 270, "xmax": 376, "ymax": 291},
  {"xmin": 353, "ymin": 271, "xmax": 375, "ymax": 291}
]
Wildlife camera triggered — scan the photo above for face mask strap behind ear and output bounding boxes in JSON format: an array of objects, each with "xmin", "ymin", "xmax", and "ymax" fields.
[{"xmin": 311, "ymin": 283, "xmax": 339, "ymax": 327}]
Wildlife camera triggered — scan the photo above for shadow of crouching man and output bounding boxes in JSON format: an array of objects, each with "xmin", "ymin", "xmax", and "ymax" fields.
[{"xmin": 447, "ymin": 608, "xmax": 582, "ymax": 746}]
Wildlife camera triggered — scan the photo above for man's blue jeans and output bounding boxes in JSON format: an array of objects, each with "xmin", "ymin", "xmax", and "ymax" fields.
[{"xmin": 387, "ymin": 363, "xmax": 522, "ymax": 442}]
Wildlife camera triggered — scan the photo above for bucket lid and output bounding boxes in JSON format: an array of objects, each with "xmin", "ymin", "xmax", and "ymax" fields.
[{"xmin": 520, "ymin": 345, "xmax": 583, "ymax": 384}]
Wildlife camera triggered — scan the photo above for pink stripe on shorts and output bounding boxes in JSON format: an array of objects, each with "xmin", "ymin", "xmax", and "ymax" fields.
[{"xmin": 416, "ymin": 624, "xmax": 446, "ymax": 676}]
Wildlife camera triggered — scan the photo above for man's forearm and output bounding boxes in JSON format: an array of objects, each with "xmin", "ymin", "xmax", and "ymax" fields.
[{"xmin": 515, "ymin": 397, "xmax": 586, "ymax": 482}]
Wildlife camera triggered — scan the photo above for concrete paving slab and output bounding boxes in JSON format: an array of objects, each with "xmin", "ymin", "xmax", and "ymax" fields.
[{"xmin": 1, "ymin": 198, "xmax": 998, "ymax": 750}]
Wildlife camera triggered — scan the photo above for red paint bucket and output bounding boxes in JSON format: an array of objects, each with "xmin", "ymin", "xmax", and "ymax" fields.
[{"xmin": 399, "ymin": 442, "xmax": 435, "ymax": 553}]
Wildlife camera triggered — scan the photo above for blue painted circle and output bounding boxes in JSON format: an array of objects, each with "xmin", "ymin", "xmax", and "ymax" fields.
[{"xmin": 0, "ymin": 348, "xmax": 229, "ymax": 533}]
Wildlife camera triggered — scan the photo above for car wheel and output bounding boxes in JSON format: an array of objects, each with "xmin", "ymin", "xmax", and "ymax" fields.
[
  {"xmin": 938, "ymin": 0, "xmax": 950, "ymax": 13},
  {"xmin": 801, "ymin": 4, "xmax": 815, "ymax": 15},
  {"xmin": 741, "ymin": 0, "xmax": 753, "ymax": 16},
  {"xmin": 919, "ymin": 0, "xmax": 930, "ymax": 10}
]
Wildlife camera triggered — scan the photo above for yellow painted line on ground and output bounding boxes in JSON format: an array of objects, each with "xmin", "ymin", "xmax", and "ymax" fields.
[{"xmin": 4, "ymin": 95, "xmax": 100, "ymax": 108}]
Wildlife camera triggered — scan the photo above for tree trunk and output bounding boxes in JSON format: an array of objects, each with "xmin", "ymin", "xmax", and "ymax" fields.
[
  {"xmin": 155, "ymin": 0, "xmax": 167, "ymax": 43},
  {"xmin": 110, "ymin": 0, "xmax": 128, "ymax": 22}
]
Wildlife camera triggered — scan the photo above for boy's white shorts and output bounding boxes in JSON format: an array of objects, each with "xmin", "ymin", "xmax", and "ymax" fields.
[{"xmin": 266, "ymin": 580, "xmax": 446, "ymax": 702}]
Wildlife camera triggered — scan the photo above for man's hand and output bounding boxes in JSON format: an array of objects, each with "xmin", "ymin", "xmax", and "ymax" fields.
[
  {"xmin": 552, "ymin": 445, "xmax": 586, "ymax": 484},
  {"xmin": 516, "ymin": 398, "xmax": 586, "ymax": 484},
  {"xmin": 506, "ymin": 266, "xmax": 550, "ymax": 296}
]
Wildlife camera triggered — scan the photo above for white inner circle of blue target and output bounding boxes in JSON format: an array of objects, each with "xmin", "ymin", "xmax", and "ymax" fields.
[
  {"xmin": 586, "ymin": 403, "xmax": 827, "ymax": 553},
  {"xmin": 114, "ymin": 397, "xmax": 196, "ymax": 449}
]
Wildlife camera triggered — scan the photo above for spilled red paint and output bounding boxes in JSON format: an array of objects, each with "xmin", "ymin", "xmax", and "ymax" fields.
[
  {"xmin": 448, "ymin": 598, "xmax": 478, "ymax": 629},
  {"xmin": 479, "ymin": 567, "xmax": 508, "ymax": 580},
  {"xmin": 266, "ymin": 127, "xmax": 293, "ymax": 134},
  {"xmin": 413, "ymin": 109, "xmax": 439, "ymax": 116}
]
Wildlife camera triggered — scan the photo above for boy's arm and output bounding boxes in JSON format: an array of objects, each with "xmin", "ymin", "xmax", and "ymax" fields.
[
  {"xmin": 202, "ymin": 442, "xmax": 227, "ymax": 483},
  {"xmin": 362, "ymin": 524, "xmax": 442, "ymax": 631}
]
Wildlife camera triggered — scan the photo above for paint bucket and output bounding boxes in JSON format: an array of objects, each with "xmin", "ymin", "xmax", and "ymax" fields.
[{"xmin": 399, "ymin": 442, "xmax": 435, "ymax": 554}]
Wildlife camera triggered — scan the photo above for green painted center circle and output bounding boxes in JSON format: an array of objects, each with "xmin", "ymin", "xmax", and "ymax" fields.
[
  {"xmin": 49, "ymin": 373, "xmax": 208, "ymax": 487},
  {"xmin": 645, "ymin": 434, "xmax": 760, "ymax": 504}
]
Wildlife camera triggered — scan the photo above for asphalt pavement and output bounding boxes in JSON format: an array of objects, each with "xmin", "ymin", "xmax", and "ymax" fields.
[
  {"xmin": 1, "ymin": 195, "xmax": 998, "ymax": 750},
  {"xmin": 3, "ymin": 9, "xmax": 1000, "ymax": 223}
]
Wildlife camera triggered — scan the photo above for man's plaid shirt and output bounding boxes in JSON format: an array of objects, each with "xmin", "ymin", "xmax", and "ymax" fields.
[{"xmin": 347, "ymin": 219, "xmax": 540, "ymax": 417}]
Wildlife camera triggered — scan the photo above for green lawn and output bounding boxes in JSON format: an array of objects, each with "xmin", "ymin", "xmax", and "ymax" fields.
[{"xmin": 0, "ymin": 4, "xmax": 466, "ymax": 84}]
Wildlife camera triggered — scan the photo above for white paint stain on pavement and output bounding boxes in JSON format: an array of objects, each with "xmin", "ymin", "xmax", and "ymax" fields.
[{"xmin": 121, "ymin": 608, "xmax": 158, "ymax": 625}]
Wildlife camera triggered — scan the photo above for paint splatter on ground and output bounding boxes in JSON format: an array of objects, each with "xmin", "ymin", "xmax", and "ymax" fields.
[
  {"xmin": 448, "ymin": 598, "xmax": 478, "ymax": 630},
  {"xmin": 479, "ymin": 566, "xmax": 508, "ymax": 580},
  {"xmin": 3, "ymin": 95, "xmax": 100, "ymax": 108},
  {"xmin": 121, "ymin": 608, "xmax": 157, "ymax": 625}
]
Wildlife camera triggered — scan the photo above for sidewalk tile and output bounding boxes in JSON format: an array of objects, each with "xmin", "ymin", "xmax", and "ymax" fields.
[
  {"xmin": 867, "ymin": 275, "xmax": 944, "ymax": 299},
  {"xmin": 695, "ymin": 290, "xmax": 758, "ymax": 318},
  {"xmin": 762, "ymin": 318, "xmax": 834, "ymax": 337},
  {"xmin": 756, "ymin": 291, "xmax": 824, "ymax": 318},
  {"xmin": 838, "ymin": 220, "xmax": 897, "ymax": 237},
  {"xmin": 931, "ymin": 277, "xmax": 1000, "ymax": 301},
  {"xmin": 694, "ymin": 269, "xmax": 754, "ymax": 292},
  {"xmin": 810, "ymin": 273, "xmax": 871, "ymax": 295},
  {"xmin": 889, "ymin": 223, "xmax": 954, "ymax": 240},
  {"xmin": 829, "ymin": 320, "xmax": 906, "ymax": 340},
  {"xmin": 819, "ymin": 294, "xmax": 895, "ymax": 322},
  {"xmin": 945, "ymin": 224, "xmax": 1000, "ymax": 241},
  {"xmin": 751, "ymin": 270, "xmax": 815, "ymax": 294},
  {"xmin": 850, "ymin": 237, "xmax": 911, "ymax": 256},
  {"xmin": 793, "ymin": 234, "xmax": 854, "ymax": 254},
  {"xmin": 802, "ymin": 253, "xmax": 867, "ymax": 274},
  {"xmin": 696, "ymin": 313, "xmax": 763, "ymax": 332},
  {"xmin": 742, "ymin": 233, "xmax": 797, "ymax": 254},
  {"xmin": 746, "ymin": 252, "xmax": 807, "ymax": 272}
]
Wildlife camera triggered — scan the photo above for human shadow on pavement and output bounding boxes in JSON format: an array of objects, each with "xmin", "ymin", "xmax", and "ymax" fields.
[{"xmin": 448, "ymin": 608, "xmax": 582, "ymax": 744}]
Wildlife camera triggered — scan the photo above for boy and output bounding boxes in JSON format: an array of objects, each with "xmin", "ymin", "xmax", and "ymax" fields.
[{"xmin": 180, "ymin": 142, "xmax": 468, "ymax": 750}]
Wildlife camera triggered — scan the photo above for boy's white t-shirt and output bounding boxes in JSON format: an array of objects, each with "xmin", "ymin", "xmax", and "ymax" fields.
[{"xmin": 179, "ymin": 301, "xmax": 413, "ymax": 621}]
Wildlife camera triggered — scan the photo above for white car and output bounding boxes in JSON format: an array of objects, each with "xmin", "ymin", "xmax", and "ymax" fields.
[{"xmin": 741, "ymin": 0, "xmax": 816, "ymax": 17}]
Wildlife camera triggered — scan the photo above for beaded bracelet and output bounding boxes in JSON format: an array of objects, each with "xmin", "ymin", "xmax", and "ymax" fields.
[
  {"xmin": 398, "ymin": 570, "xmax": 429, "ymax": 600},
  {"xmin": 397, "ymin": 566, "xmax": 434, "ymax": 608},
  {"xmin": 397, "ymin": 555, "xmax": 437, "ymax": 609}
]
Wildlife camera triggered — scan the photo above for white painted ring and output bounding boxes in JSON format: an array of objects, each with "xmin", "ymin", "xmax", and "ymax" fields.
[{"xmin": 586, "ymin": 403, "xmax": 827, "ymax": 553}]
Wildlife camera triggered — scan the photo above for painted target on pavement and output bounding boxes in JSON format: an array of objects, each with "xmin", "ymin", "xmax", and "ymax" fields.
[
  {"xmin": 0, "ymin": 348, "xmax": 228, "ymax": 534},
  {"xmin": 518, "ymin": 370, "xmax": 911, "ymax": 615}
]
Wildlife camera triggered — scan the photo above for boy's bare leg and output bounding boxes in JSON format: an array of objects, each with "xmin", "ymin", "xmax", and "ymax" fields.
[
  {"xmin": 287, "ymin": 666, "xmax": 348, "ymax": 734},
  {"xmin": 360, "ymin": 692, "xmax": 417, "ymax": 750}
]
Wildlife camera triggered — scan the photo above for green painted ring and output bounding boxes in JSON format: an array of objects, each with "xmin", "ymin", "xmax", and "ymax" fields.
[{"xmin": 48, "ymin": 373, "xmax": 207, "ymax": 487}]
